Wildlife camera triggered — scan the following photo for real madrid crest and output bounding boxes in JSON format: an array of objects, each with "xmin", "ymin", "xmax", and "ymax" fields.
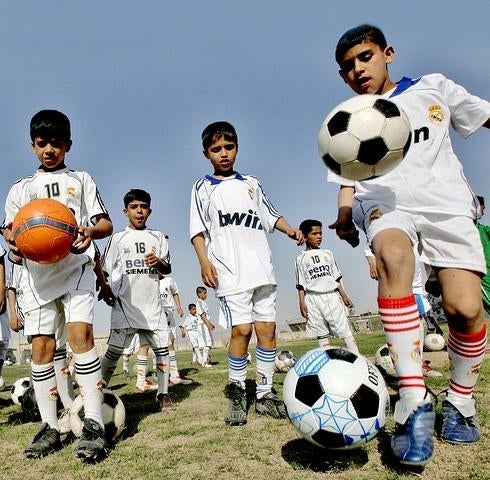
[{"xmin": 428, "ymin": 104, "xmax": 444, "ymax": 124}]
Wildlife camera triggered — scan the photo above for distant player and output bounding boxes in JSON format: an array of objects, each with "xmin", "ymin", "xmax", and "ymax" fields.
[
  {"xmin": 99, "ymin": 189, "xmax": 173, "ymax": 412},
  {"xmin": 195, "ymin": 286, "xmax": 214, "ymax": 367},
  {"xmin": 160, "ymin": 276, "xmax": 193, "ymax": 384},
  {"xmin": 295, "ymin": 219, "xmax": 358, "ymax": 353},
  {"xmin": 190, "ymin": 121, "xmax": 303, "ymax": 426},
  {"xmin": 2, "ymin": 110, "xmax": 113, "ymax": 461},
  {"xmin": 179, "ymin": 303, "xmax": 205, "ymax": 366},
  {"xmin": 329, "ymin": 25, "xmax": 488, "ymax": 465}
]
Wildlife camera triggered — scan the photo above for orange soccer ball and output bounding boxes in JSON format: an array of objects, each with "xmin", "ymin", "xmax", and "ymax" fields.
[{"xmin": 11, "ymin": 198, "xmax": 78, "ymax": 264}]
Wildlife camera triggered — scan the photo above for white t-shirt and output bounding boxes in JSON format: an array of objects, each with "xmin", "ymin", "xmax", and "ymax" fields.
[
  {"xmin": 180, "ymin": 313, "xmax": 199, "ymax": 332},
  {"xmin": 102, "ymin": 226, "xmax": 170, "ymax": 330},
  {"xmin": 160, "ymin": 276, "xmax": 178, "ymax": 311},
  {"xmin": 195, "ymin": 298, "xmax": 210, "ymax": 326},
  {"xmin": 295, "ymin": 248, "xmax": 342, "ymax": 293},
  {"xmin": 328, "ymin": 74, "xmax": 490, "ymax": 218},
  {"xmin": 190, "ymin": 173, "xmax": 281, "ymax": 296},
  {"xmin": 3, "ymin": 168, "xmax": 108, "ymax": 308}
]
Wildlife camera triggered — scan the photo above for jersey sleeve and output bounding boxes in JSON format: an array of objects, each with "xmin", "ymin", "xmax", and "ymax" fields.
[
  {"xmin": 253, "ymin": 178, "xmax": 282, "ymax": 233},
  {"xmin": 189, "ymin": 179, "xmax": 210, "ymax": 241},
  {"xmin": 79, "ymin": 172, "xmax": 110, "ymax": 225},
  {"xmin": 326, "ymin": 168, "xmax": 356, "ymax": 187},
  {"xmin": 3, "ymin": 182, "xmax": 23, "ymax": 226}
]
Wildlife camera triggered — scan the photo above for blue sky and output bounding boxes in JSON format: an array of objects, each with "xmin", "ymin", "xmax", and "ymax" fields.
[{"xmin": 1, "ymin": 1, "xmax": 488, "ymax": 335}]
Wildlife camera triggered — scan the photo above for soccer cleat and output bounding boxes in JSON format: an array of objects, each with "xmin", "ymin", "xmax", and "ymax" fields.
[
  {"xmin": 24, "ymin": 423, "xmax": 62, "ymax": 459},
  {"xmin": 422, "ymin": 360, "xmax": 442, "ymax": 377},
  {"xmin": 441, "ymin": 400, "xmax": 481, "ymax": 444},
  {"xmin": 169, "ymin": 376, "xmax": 193, "ymax": 385},
  {"xmin": 157, "ymin": 393, "xmax": 175, "ymax": 413},
  {"xmin": 75, "ymin": 418, "xmax": 107, "ymax": 463},
  {"xmin": 58, "ymin": 408, "xmax": 72, "ymax": 435},
  {"xmin": 224, "ymin": 383, "xmax": 247, "ymax": 426},
  {"xmin": 391, "ymin": 401, "xmax": 435, "ymax": 466},
  {"xmin": 135, "ymin": 380, "xmax": 158, "ymax": 393},
  {"xmin": 255, "ymin": 391, "xmax": 287, "ymax": 419}
]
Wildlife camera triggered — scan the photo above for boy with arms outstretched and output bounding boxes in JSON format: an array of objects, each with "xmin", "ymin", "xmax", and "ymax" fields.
[
  {"xmin": 328, "ymin": 25, "xmax": 489, "ymax": 466},
  {"xmin": 99, "ymin": 189, "xmax": 174, "ymax": 411},
  {"xmin": 2, "ymin": 110, "xmax": 113, "ymax": 461},
  {"xmin": 190, "ymin": 121, "xmax": 303, "ymax": 426},
  {"xmin": 295, "ymin": 219, "xmax": 358, "ymax": 353}
]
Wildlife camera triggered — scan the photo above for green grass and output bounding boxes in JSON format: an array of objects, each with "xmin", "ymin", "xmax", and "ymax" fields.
[{"xmin": 0, "ymin": 333, "xmax": 488, "ymax": 480}]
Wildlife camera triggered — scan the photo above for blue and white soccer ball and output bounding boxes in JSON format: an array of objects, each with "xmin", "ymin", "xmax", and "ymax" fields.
[
  {"xmin": 318, "ymin": 94, "xmax": 411, "ymax": 180},
  {"xmin": 283, "ymin": 348, "xmax": 390, "ymax": 450}
]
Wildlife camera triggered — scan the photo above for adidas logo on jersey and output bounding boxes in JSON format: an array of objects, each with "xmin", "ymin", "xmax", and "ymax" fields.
[{"xmin": 218, "ymin": 209, "xmax": 263, "ymax": 230}]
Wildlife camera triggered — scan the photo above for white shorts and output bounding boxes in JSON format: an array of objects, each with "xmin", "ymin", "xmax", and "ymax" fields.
[
  {"xmin": 305, "ymin": 291, "xmax": 353, "ymax": 339},
  {"xmin": 0, "ymin": 312, "xmax": 11, "ymax": 342},
  {"xmin": 353, "ymin": 206, "xmax": 485, "ymax": 274},
  {"xmin": 23, "ymin": 290, "xmax": 94, "ymax": 337},
  {"xmin": 185, "ymin": 329, "xmax": 205, "ymax": 349},
  {"xmin": 122, "ymin": 333, "xmax": 140, "ymax": 355},
  {"xmin": 218, "ymin": 284, "xmax": 276, "ymax": 328},
  {"xmin": 108, "ymin": 328, "xmax": 169, "ymax": 351},
  {"xmin": 199, "ymin": 323, "xmax": 214, "ymax": 348}
]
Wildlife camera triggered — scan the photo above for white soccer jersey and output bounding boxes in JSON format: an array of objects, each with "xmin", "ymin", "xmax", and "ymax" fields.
[
  {"xmin": 190, "ymin": 173, "xmax": 281, "ymax": 296},
  {"xmin": 328, "ymin": 74, "xmax": 490, "ymax": 218},
  {"xmin": 195, "ymin": 298, "xmax": 210, "ymax": 325},
  {"xmin": 160, "ymin": 276, "xmax": 178, "ymax": 311},
  {"xmin": 180, "ymin": 313, "xmax": 199, "ymax": 332},
  {"xmin": 102, "ymin": 226, "xmax": 170, "ymax": 330},
  {"xmin": 3, "ymin": 168, "xmax": 108, "ymax": 308},
  {"xmin": 295, "ymin": 249, "xmax": 342, "ymax": 293}
]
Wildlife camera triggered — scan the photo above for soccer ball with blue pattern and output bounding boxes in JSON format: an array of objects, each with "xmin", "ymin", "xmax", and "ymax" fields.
[{"xmin": 283, "ymin": 348, "xmax": 390, "ymax": 450}]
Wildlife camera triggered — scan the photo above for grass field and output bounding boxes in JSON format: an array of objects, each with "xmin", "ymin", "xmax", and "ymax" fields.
[{"xmin": 0, "ymin": 332, "xmax": 488, "ymax": 480}]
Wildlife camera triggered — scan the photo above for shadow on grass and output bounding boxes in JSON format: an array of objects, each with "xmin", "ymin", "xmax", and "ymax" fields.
[{"xmin": 281, "ymin": 437, "xmax": 369, "ymax": 473}]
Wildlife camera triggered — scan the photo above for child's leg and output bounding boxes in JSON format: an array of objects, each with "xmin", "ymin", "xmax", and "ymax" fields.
[
  {"xmin": 67, "ymin": 322, "xmax": 104, "ymax": 429},
  {"xmin": 438, "ymin": 268, "xmax": 486, "ymax": 442},
  {"xmin": 53, "ymin": 347, "xmax": 75, "ymax": 410},
  {"xmin": 317, "ymin": 334, "xmax": 331, "ymax": 349},
  {"xmin": 30, "ymin": 335, "xmax": 59, "ymax": 429},
  {"xmin": 254, "ymin": 321, "xmax": 276, "ymax": 398},
  {"xmin": 135, "ymin": 345, "xmax": 151, "ymax": 389},
  {"xmin": 0, "ymin": 341, "xmax": 6, "ymax": 380},
  {"xmin": 228, "ymin": 324, "xmax": 252, "ymax": 388}
]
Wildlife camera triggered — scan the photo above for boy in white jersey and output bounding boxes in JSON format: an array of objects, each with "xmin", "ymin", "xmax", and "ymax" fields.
[
  {"xmin": 179, "ymin": 303, "xmax": 204, "ymax": 365},
  {"xmin": 99, "ymin": 189, "xmax": 174, "ymax": 412},
  {"xmin": 0, "ymin": 244, "xmax": 9, "ymax": 390},
  {"xmin": 328, "ymin": 25, "xmax": 489, "ymax": 466},
  {"xmin": 2, "ymin": 110, "xmax": 113, "ymax": 462},
  {"xmin": 190, "ymin": 121, "xmax": 303, "ymax": 426},
  {"xmin": 295, "ymin": 219, "xmax": 358, "ymax": 353},
  {"xmin": 160, "ymin": 275, "xmax": 192, "ymax": 384},
  {"xmin": 195, "ymin": 286, "xmax": 215, "ymax": 367}
]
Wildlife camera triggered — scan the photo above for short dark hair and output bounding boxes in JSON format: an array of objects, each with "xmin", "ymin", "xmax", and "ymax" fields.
[
  {"xmin": 299, "ymin": 219, "xmax": 322, "ymax": 236},
  {"xmin": 335, "ymin": 24, "xmax": 387, "ymax": 66},
  {"xmin": 188, "ymin": 303, "xmax": 196, "ymax": 310},
  {"xmin": 201, "ymin": 121, "xmax": 238, "ymax": 151},
  {"xmin": 30, "ymin": 110, "xmax": 71, "ymax": 142},
  {"xmin": 196, "ymin": 286, "xmax": 207, "ymax": 295},
  {"xmin": 123, "ymin": 189, "xmax": 151, "ymax": 208},
  {"xmin": 477, "ymin": 195, "xmax": 485, "ymax": 206}
]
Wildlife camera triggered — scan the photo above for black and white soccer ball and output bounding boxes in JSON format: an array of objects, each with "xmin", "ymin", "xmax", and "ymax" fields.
[
  {"xmin": 11, "ymin": 376, "xmax": 31, "ymax": 406},
  {"xmin": 274, "ymin": 350, "xmax": 296, "ymax": 373},
  {"xmin": 374, "ymin": 344, "xmax": 397, "ymax": 378},
  {"xmin": 318, "ymin": 94, "xmax": 411, "ymax": 180},
  {"xmin": 283, "ymin": 347, "xmax": 390, "ymax": 450},
  {"xmin": 424, "ymin": 333, "xmax": 445, "ymax": 352},
  {"xmin": 70, "ymin": 388, "xmax": 126, "ymax": 440}
]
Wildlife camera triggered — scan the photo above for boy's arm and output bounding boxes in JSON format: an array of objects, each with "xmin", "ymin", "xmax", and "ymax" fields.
[
  {"xmin": 145, "ymin": 253, "xmax": 171, "ymax": 275},
  {"xmin": 93, "ymin": 256, "xmax": 115, "ymax": 306},
  {"xmin": 173, "ymin": 293, "xmax": 184, "ymax": 317},
  {"xmin": 7, "ymin": 288, "xmax": 23, "ymax": 332},
  {"xmin": 328, "ymin": 186, "xmax": 359, "ymax": 247},
  {"xmin": 297, "ymin": 287, "xmax": 308, "ymax": 319},
  {"xmin": 200, "ymin": 311, "xmax": 215, "ymax": 331},
  {"xmin": 72, "ymin": 215, "xmax": 113, "ymax": 254},
  {"xmin": 337, "ymin": 283, "xmax": 353, "ymax": 308},
  {"xmin": 191, "ymin": 233, "xmax": 218, "ymax": 289},
  {"xmin": 274, "ymin": 217, "xmax": 304, "ymax": 245},
  {"xmin": 0, "ymin": 256, "xmax": 5, "ymax": 314}
]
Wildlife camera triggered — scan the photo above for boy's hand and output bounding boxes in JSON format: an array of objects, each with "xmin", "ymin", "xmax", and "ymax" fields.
[
  {"xmin": 10, "ymin": 314, "xmax": 23, "ymax": 332},
  {"xmin": 300, "ymin": 304, "xmax": 308, "ymax": 319},
  {"xmin": 200, "ymin": 260, "xmax": 218, "ymax": 289},
  {"xmin": 71, "ymin": 226, "xmax": 93, "ymax": 254},
  {"xmin": 3, "ymin": 223, "xmax": 23, "ymax": 257},
  {"xmin": 97, "ymin": 282, "xmax": 116, "ymax": 306},
  {"xmin": 144, "ymin": 252, "xmax": 159, "ymax": 267},
  {"xmin": 328, "ymin": 208, "xmax": 359, "ymax": 247},
  {"xmin": 287, "ymin": 228, "xmax": 304, "ymax": 246}
]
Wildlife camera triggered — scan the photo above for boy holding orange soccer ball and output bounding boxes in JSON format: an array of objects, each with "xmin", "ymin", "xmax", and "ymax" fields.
[{"xmin": 2, "ymin": 110, "xmax": 113, "ymax": 462}]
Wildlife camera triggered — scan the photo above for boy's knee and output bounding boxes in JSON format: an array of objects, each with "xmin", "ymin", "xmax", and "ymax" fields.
[
  {"xmin": 67, "ymin": 322, "xmax": 95, "ymax": 353},
  {"xmin": 231, "ymin": 324, "xmax": 253, "ymax": 341},
  {"xmin": 443, "ymin": 299, "xmax": 484, "ymax": 332}
]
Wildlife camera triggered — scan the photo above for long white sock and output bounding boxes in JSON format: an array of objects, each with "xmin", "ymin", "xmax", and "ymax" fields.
[
  {"xmin": 154, "ymin": 346, "xmax": 169, "ymax": 395},
  {"xmin": 100, "ymin": 345, "xmax": 124, "ymax": 385},
  {"xmin": 255, "ymin": 345, "xmax": 276, "ymax": 399},
  {"xmin": 73, "ymin": 347, "xmax": 104, "ymax": 429},
  {"xmin": 31, "ymin": 362, "xmax": 59, "ymax": 429},
  {"xmin": 53, "ymin": 348, "xmax": 75, "ymax": 409},
  {"xmin": 136, "ymin": 355, "xmax": 148, "ymax": 387}
]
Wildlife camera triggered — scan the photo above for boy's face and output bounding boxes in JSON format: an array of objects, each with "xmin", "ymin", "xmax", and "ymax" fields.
[
  {"xmin": 197, "ymin": 289, "xmax": 207, "ymax": 299},
  {"xmin": 306, "ymin": 226, "xmax": 322, "ymax": 249},
  {"xmin": 190, "ymin": 306, "xmax": 197, "ymax": 316},
  {"xmin": 32, "ymin": 136, "xmax": 71, "ymax": 171},
  {"xmin": 338, "ymin": 41, "xmax": 395, "ymax": 95},
  {"xmin": 124, "ymin": 200, "xmax": 151, "ymax": 230},
  {"xmin": 204, "ymin": 135, "xmax": 237, "ymax": 177}
]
